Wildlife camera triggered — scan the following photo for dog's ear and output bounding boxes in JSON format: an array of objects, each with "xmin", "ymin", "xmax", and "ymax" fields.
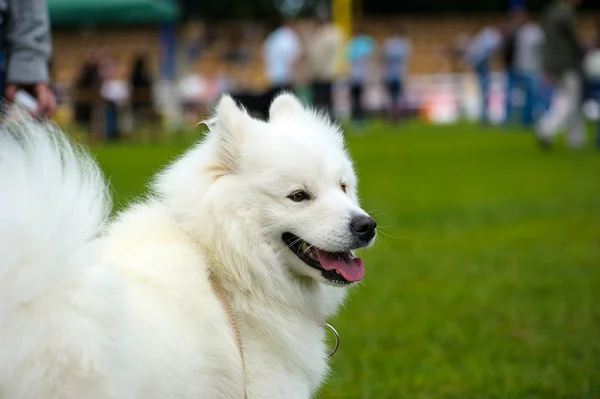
[
  {"xmin": 214, "ymin": 95, "xmax": 248, "ymax": 173},
  {"xmin": 269, "ymin": 93, "xmax": 304, "ymax": 120}
]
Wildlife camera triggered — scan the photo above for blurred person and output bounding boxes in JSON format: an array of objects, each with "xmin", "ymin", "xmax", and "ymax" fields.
[
  {"xmin": 382, "ymin": 27, "xmax": 411, "ymax": 123},
  {"xmin": 306, "ymin": 11, "xmax": 344, "ymax": 118},
  {"xmin": 130, "ymin": 55, "xmax": 152, "ymax": 89},
  {"xmin": 262, "ymin": 18, "xmax": 302, "ymax": 118},
  {"xmin": 512, "ymin": 10, "xmax": 544, "ymax": 127},
  {"xmin": 441, "ymin": 33, "xmax": 470, "ymax": 119},
  {"xmin": 99, "ymin": 55, "xmax": 122, "ymax": 142},
  {"xmin": 346, "ymin": 28, "xmax": 376, "ymax": 127},
  {"xmin": 536, "ymin": 0, "xmax": 585, "ymax": 149},
  {"xmin": 583, "ymin": 18, "xmax": 600, "ymax": 149},
  {"xmin": 502, "ymin": 10, "xmax": 521, "ymax": 125},
  {"xmin": 73, "ymin": 49, "xmax": 103, "ymax": 130},
  {"xmin": 464, "ymin": 24, "xmax": 503, "ymax": 124},
  {"xmin": 0, "ymin": 0, "xmax": 56, "ymax": 117},
  {"xmin": 129, "ymin": 54, "xmax": 154, "ymax": 130}
]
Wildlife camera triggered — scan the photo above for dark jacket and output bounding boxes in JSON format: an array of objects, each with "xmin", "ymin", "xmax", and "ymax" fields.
[
  {"xmin": 541, "ymin": 1, "xmax": 584, "ymax": 77},
  {"xmin": 0, "ymin": 0, "xmax": 52, "ymax": 84}
]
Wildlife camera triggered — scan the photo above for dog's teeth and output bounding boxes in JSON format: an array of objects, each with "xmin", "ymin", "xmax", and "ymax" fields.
[
  {"xmin": 335, "ymin": 270, "xmax": 341, "ymax": 275},
  {"xmin": 300, "ymin": 242, "xmax": 309, "ymax": 252}
]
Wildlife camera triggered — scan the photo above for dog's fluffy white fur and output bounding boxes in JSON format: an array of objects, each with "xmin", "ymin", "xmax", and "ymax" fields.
[{"xmin": 0, "ymin": 94, "xmax": 375, "ymax": 398}]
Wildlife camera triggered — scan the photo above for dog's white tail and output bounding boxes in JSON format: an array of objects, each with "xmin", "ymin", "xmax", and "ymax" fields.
[
  {"xmin": 0, "ymin": 116, "xmax": 110, "ymax": 304},
  {"xmin": 0, "ymin": 115, "xmax": 136, "ymax": 398}
]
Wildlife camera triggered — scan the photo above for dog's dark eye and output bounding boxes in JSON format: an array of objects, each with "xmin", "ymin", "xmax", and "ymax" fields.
[
  {"xmin": 341, "ymin": 183, "xmax": 348, "ymax": 193},
  {"xmin": 288, "ymin": 190, "xmax": 310, "ymax": 202}
]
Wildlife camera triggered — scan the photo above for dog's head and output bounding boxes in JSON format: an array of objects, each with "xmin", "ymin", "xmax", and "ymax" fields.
[{"xmin": 157, "ymin": 93, "xmax": 375, "ymax": 288}]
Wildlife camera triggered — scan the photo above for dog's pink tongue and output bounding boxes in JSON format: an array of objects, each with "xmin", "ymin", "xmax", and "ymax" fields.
[{"xmin": 315, "ymin": 250, "xmax": 365, "ymax": 282}]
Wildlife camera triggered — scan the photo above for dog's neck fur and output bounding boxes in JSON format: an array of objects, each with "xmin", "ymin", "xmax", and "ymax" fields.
[
  {"xmin": 187, "ymin": 215, "xmax": 347, "ymax": 396},
  {"xmin": 195, "ymin": 232, "xmax": 348, "ymax": 324}
]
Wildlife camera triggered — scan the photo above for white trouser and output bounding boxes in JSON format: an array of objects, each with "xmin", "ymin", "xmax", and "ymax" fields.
[{"xmin": 538, "ymin": 71, "xmax": 585, "ymax": 148}]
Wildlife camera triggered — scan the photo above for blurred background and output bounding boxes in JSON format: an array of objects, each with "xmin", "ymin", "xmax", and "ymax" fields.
[
  {"xmin": 48, "ymin": 0, "xmax": 599, "ymax": 397},
  {"xmin": 48, "ymin": 0, "xmax": 599, "ymax": 137}
]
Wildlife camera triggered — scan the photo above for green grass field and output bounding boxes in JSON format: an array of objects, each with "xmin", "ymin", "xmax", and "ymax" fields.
[{"xmin": 94, "ymin": 123, "xmax": 600, "ymax": 399}]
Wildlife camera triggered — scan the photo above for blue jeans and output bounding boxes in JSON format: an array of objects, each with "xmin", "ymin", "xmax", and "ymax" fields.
[
  {"xmin": 593, "ymin": 80, "xmax": 600, "ymax": 149},
  {"xmin": 504, "ymin": 68, "xmax": 516, "ymax": 124},
  {"xmin": 475, "ymin": 61, "xmax": 490, "ymax": 123},
  {"xmin": 585, "ymin": 77, "xmax": 600, "ymax": 149},
  {"xmin": 105, "ymin": 101, "xmax": 120, "ymax": 142},
  {"xmin": 539, "ymin": 78, "xmax": 555, "ymax": 114},
  {"xmin": 505, "ymin": 70, "xmax": 541, "ymax": 127},
  {"xmin": 517, "ymin": 71, "xmax": 541, "ymax": 126}
]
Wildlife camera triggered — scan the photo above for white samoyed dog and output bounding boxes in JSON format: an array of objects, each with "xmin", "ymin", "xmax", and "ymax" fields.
[{"xmin": 0, "ymin": 93, "xmax": 376, "ymax": 399}]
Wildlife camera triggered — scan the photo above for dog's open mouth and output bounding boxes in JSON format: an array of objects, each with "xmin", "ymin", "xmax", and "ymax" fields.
[{"xmin": 282, "ymin": 233, "xmax": 365, "ymax": 285}]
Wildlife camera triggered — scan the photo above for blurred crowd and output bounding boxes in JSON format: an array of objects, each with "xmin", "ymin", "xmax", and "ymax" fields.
[
  {"xmin": 69, "ymin": 48, "xmax": 155, "ymax": 141},
  {"xmin": 57, "ymin": 0, "xmax": 599, "ymax": 149},
  {"xmin": 454, "ymin": 0, "xmax": 600, "ymax": 149},
  {"xmin": 226, "ymin": 14, "xmax": 412, "ymax": 127}
]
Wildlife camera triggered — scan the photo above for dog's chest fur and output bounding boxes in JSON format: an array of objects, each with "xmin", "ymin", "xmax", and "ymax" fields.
[
  {"xmin": 238, "ymin": 302, "xmax": 329, "ymax": 398},
  {"xmin": 103, "ymin": 204, "xmax": 334, "ymax": 398}
]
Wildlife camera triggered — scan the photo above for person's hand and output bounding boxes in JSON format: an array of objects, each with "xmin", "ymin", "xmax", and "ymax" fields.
[{"xmin": 5, "ymin": 83, "xmax": 57, "ymax": 118}]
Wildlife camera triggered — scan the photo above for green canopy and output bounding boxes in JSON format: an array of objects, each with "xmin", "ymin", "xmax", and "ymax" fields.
[{"xmin": 48, "ymin": 0, "xmax": 180, "ymax": 26}]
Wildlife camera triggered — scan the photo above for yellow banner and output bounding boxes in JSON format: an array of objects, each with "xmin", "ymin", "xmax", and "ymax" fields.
[
  {"xmin": 332, "ymin": 0, "xmax": 352, "ymax": 76},
  {"xmin": 332, "ymin": 0, "xmax": 352, "ymax": 38}
]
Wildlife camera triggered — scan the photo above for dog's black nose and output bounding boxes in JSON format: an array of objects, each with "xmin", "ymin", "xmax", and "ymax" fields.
[{"xmin": 350, "ymin": 215, "xmax": 377, "ymax": 242}]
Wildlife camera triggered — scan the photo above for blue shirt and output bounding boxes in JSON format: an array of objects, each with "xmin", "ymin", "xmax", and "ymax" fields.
[
  {"xmin": 347, "ymin": 35, "xmax": 376, "ymax": 83},
  {"xmin": 383, "ymin": 36, "xmax": 411, "ymax": 82}
]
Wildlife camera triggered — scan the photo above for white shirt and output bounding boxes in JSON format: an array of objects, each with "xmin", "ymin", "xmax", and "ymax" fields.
[
  {"xmin": 514, "ymin": 22, "xmax": 544, "ymax": 73},
  {"xmin": 464, "ymin": 27, "xmax": 502, "ymax": 66},
  {"xmin": 584, "ymin": 48, "xmax": 600, "ymax": 79},
  {"xmin": 306, "ymin": 24, "xmax": 344, "ymax": 80},
  {"xmin": 262, "ymin": 26, "xmax": 302, "ymax": 86}
]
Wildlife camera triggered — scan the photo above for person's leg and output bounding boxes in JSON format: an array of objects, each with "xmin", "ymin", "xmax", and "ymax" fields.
[
  {"xmin": 504, "ymin": 68, "xmax": 516, "ymax": 125},
  {"xmin": 387, "ymin": 80, "xmax": 401, "ymax": 123},
  {"xmin": 384, "ymin": 80, "xmax": 394, "ymax": 121},
  {"xmin": 531, "ymin": 73, "xmax": 544, "ymax": 123},
  {"xmin": 105, "ymin": 101, "xmax": 119, "ymax": 142},
  {"xmin": 538, "ymin": 71, "xmax": 585, "ymax": 148},
  {"xmin": 521, "ymin": 72, "xmax": 535, "ymax": 128},
  {"xmin": 564, "ymin": 72, "xmax": 585, "ymax": 149},
  {"xmin": 312, "ymin": 81, "xmax": 332, "ymax": 117},
  {"xmin": 397, "ymin": 79, "xmax": 405, "ymax": 122},
  {"xmin": 310, "ymin": 82, "xmax": 320, "ymax": 109},
  {"xmin": 539, "ymin": 78, "xmax": 554, "ymax": 114},
  {"xmin": 350, "ymin": 83, "xmax": 360, "ymax": 122},
  {"xmin": 597, "ymin": 106, "xmax": 600, "ymax": 150},
  {"xmin": 566, "ymin": 109, "xmax": 585, "ymax": 149},
  {"xmin": 476, "ymin": 62, "xmax": 490, "ymax": 124},
  {"xmin": 596, "ymin": 118, "xmax": 600, "ymax": 150},
  {"xmin": 537, "ymin": 73, "xmax": 572, "ymax": 144},
  {"xmin": 355, "ymin": 83, "xmax": 365, "ymax": 123},
  {"xmin": 323, "ymin": 81, "xmax": 334, "ymax": 119},
  {"xmin": 595, "ymin": 80, "xmax": 600, "ymax": 150}
]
